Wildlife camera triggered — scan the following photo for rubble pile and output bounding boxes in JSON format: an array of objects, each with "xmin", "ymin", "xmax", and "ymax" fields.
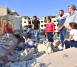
[
  {"xmin": 37, "ymin": 40, "xmax": 53, "ymax": 54},
  {"xmin": 0, "ymin": 34, "xmax": 19, "ymax": 64},
  {"xmin": 0, "ymin": 34, "xmax": 46, "ymax": 67},
  {"xmin": 4, "ymin": 60, "xmax": 47, "ymax": 67},
  {"xmin": 0, "ymin": 34, "xmax": 77, "ymax": 67}
]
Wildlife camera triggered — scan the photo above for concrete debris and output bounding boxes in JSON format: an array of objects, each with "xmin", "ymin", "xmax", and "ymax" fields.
[
  {"xmin": 0, "ymin": 34, "xmax": 18, "ymax": 63},
  {"xmin": 5, "ymin": 60, "xmax": 47, "ymax": 67},
  {"xmin": 37, "ymin": 41, "xmax": 53, "ymax": 54},
  {"xmin": 0, "ymin": 34, "xmax": 77, "ymax": 67},
  {"xmin": 36, "ymin": 48, "xmax": 77, "ymax": 67},
  {"xmin": 20, "ymin": 48, "xmax": 35, "ymax": 61},
  {"xmin": 53, "ymin": 39, "xmax": 61, "ymax": 48}
]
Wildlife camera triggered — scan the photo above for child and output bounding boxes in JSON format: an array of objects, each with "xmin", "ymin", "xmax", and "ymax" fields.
[
  {"xmin": 64, "ymin": 22, "xmax": 77, "ymax": 49},
  {"xmin": 45, "ymin": 17, "xmax": 55, "ymax": 43},
  {"xmin": 45, "ymin": 17, "xmax": 55, "ymax": 53}
]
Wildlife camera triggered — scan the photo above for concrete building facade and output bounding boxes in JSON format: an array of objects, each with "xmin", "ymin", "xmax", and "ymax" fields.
[{"xmin": 21, "ymin": 16, "xmax": 32, "ymax": 32}]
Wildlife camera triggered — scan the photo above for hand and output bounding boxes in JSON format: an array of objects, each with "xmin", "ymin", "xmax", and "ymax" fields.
[{"xmin": 58, "ymin": 28, "xmax": 62, "ymax": 32}]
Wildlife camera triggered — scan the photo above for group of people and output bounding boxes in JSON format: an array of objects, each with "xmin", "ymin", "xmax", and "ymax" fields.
[
  {"xmin": 45, "ymin": 4, "xmax": 77, "ymax": 50},
  {"xmin": 25, "ymin": 4, "xmax": 77, "ymax": 50},
  {"xmin": 1, "ymin": 4, "xmax": 77, "ymax": 51}
]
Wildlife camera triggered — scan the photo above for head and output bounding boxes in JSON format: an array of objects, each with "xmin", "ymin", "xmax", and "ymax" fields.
[
  {"xmin": 68, "ymin": 4, "xmax": 77, "ymax": 14},
  {"xmin": 58, "ymin": 10, "xmax": 64, "ymax": 17},
  {"xmin": 33, "ymin": 16, "xmax": 37, "ymax": 20},
  {"xmin": 47, "ymin": 17, "xmax": 51, "ymax": 22},
  {"xmin": 68, "ymin": 22, "xmax": 77, "ymax": 30}
]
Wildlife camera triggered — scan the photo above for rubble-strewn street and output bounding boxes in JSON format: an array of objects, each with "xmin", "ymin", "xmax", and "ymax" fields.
[
  {"xmin": 0, "ymin": 2, "xmax": 77, "ymax": 67},
  {"xmin": 0, "ymin": 34, "xmax": 77, "ymax": 67}
]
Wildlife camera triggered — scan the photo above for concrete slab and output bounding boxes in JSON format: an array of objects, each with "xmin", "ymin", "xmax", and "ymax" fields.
[{"xmin": 36, "ymin": 47, "xmax": 77, "ymax": 67}]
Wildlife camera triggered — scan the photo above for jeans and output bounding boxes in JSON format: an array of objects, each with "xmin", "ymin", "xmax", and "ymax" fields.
[
  {"xmin": 59, "ymin": 28, "xmax": 66, "ymax": 47},
  {"xmin": 64, "ymin": 40, "xmax": 77, "ymax": 49},
  {"xmin": 47, "ymin": 32, "xmax": 53, "ymax": 42},
  {"xmin": 34, "ymin": 29, "xmax": 40, "ymax": 43}
]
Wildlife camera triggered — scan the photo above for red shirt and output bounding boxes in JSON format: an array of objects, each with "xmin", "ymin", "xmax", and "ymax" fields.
[{"xmin": 46, "ymin": 22, "xmax": 55, "ymax": 32}]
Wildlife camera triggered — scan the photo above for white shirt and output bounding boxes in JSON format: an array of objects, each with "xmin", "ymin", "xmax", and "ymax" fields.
[
  {"xmin": 64, "ymin": 11, "xmax": 77, "ymax": 28},
  {"xmin": 70, "ymin": 29, "xmax": 77, "ymax": 41}
]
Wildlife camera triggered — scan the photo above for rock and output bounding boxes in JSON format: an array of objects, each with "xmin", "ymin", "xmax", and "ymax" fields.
[
  {"xmin": 36, "ymin": 48, "xmax": 77, "ymax": 67},
  {"xmin": 53, "ymin": 40, "xmax": 61, "ymax": 47},
  {"xmin": 20, "ymin": 48, "xmax": 35, "ymax": 61},
  {"xmin": 0, "ymin": 34, "xmax": 18, "ymax": 63},
  {"xmin": 37, "ymin": 42, "xmax": 53, "ymax": 54}
]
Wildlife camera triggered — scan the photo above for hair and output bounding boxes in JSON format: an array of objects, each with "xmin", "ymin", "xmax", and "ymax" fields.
[
  {"xmin": 33, "ymin": 16, "xmax": 38, "ymax": 22},
  {"xmin": 59, "ymin": 9, "xmax": 64, "ymax": 13},
  {"xmin": 33, "ymin": 16, "xmax": 37, "ymax": 19},
  {"xmin": 68, "ymin": 5, "xmax": 77, "ymax": 11},
  {"xmin": 69, "ymin": 22, "xmax": 77, "ymax": 29},
  {"xmin": 47, "ymin": 17, "xmax": 51, "ymax": 22}
]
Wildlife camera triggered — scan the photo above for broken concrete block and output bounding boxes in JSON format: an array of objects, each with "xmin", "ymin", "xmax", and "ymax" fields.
[
  {"xmin": 36, "ymin": 48, "xmax": 77, "ymax": 67},
  {"xmin": 37, "ymin": 42, "xmax": 53, "ymax": 54},
  {"xmin": 20, "ymin": 48, "xmax": 35, "ymax": 61}
]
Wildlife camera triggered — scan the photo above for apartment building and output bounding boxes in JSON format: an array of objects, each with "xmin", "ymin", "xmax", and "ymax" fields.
[
  {"xmin": 40, "ymin": 16, "xmax": 56, "ymax": 32},
  {"xmin": 40, "ymin": 17, "xmax": 47, "ymax": 32},
  {"xmin": 21, "ymin": 16, "xmax": 32, "ymax": 32}
]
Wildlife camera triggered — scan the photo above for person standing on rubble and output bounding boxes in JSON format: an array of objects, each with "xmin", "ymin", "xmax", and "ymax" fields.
[
  {"xmin": 32, "ymin": 16, "xmax": 40, "ymax": 43},
  {"xmin": 64, "ymin": 4, "xmax": 77, "ymax": 29},
  {"xmin": 57, "ymin": 10, "xmax": 67, "ymax": 49},
  {"xmin": 45, "ymin": 17, "xmax": 55, "ymax": 50}
]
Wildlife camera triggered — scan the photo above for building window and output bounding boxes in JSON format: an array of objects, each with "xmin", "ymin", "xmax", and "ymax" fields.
[
  {"xmin": 41, "ymin": 25, "xmax": 43, "ymax": 27},
  {"xmin": 54, "ymin": 21, "xmax": 56, "ymax": 22},
  {"xmin": 24, "ymin": 21, "xmax": 26, "ymax": 23},
  {"xmin": 41, "ymin": 21, "xmax": 43, "ymax": 23},
  {"xmin": 24, "ymin": 26, "xmax": 28, "ymax": 28},
  {"xmin": 44, "ymin": 24, "xmax": 46, "ymax": 27},
  {"xmin": 29, "ymin": 21, "xmax": 31, "ymax": 24},
  {"xmin": 28, "ymin": 25, "xmax": 32, "ymax": 28},
  {"xmin": 41, "ymin": 29, "xmax": 43, "ymax": 31}
]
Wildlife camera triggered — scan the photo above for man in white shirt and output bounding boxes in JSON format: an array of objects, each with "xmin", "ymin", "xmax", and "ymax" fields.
[{"xmin": 64, "ymin": 5, "xmax": 77, "ymax": 29}]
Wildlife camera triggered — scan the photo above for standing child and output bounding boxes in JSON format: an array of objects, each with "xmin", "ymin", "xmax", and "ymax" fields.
[
  {"xmin": 64, "ymin": 22, "xmax": 77, "ymax": 49},
  {"xmin": 45, "ymin": 17, "xmax": 55, "ymax": 52}
]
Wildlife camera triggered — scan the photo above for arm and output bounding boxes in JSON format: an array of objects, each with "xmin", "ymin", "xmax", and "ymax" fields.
[
  {"xmin": 38, "ymin": 21, "xmax": 40, "ymax": 31},
  {"xmin": 75, "ymin": 15, "xmax": 77, "ymax": 23},
  {"xmin": 65, "ymin": 30, "xmax": 73, "ymax": 41},
  {"xmin": 65, "ymin": 34, "xmax": 72, "ymax": 41},
  {"xmin": 58, "ymin": 24, "xmax": 64, "ymax": 32},
  {"xmin": 32, "ymin": 21, "xmax": 34, "ymax": 30}
]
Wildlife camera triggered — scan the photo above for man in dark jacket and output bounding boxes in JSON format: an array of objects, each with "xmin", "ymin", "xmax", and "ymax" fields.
[{"xmin": 32, "ymin": 16, "xmax": 40, "ymax": 43}]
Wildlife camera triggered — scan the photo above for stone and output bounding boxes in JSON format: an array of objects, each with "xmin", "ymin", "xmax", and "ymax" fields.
[
  {"xmin": 36, "ymin": 48, "xmax": 77, "ymax": 67},
  {"xmin": 37, "ymin": 42, "xmax": 53, "ymax": 54}
]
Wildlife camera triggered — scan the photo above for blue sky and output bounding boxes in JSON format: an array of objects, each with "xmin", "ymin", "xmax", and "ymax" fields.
[{"xmin": 0, "ymin": 0, "xmax": 77, "ymax": 18}]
